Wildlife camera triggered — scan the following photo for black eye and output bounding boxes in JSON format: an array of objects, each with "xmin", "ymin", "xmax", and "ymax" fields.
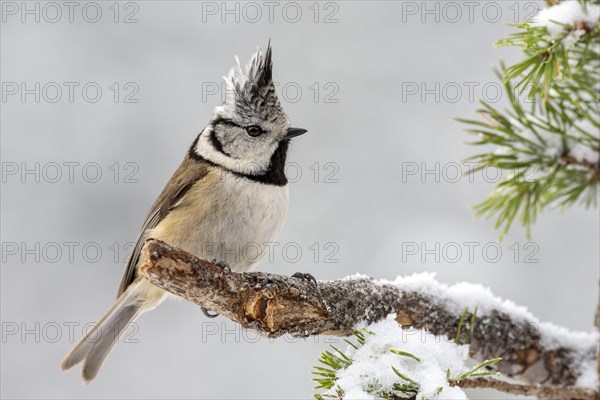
[{"xmin": 246, "ymin": 125, "xmax": 264, "ymax": 137}]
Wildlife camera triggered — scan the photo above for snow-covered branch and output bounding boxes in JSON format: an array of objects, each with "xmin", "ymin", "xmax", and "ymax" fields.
[
  {"xmin": 454, "ymin": 377, "xmax": 597, "ymax": 399},
  {"xmin": 139, "ymin": 239, "xmax": 598, "ymax": 398}
]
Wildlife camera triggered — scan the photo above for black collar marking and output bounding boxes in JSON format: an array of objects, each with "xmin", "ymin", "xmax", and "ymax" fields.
[
  {"xmin": 209, "ymin": 117, "xmax": 239, "ymax": 157},
  {"xmin": 209, "ymin": 130, "xmax": 231, "ymax": 157},
  {"xmin": 189, "ymin": 134, "xmax": 289, "ymax": 186}
]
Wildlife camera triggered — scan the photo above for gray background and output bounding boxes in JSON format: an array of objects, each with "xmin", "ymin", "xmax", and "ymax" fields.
[{"xmin": 1, "ymin": 1, "xmax": 598, "ymax": 398}]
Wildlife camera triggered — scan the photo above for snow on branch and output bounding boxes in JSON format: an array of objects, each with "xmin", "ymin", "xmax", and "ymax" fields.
[{"xmin": 138, "ymin": 239, "xmax": 598, "ymax": 398}]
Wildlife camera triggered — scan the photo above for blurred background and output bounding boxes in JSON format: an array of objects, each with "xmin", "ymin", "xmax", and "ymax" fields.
[{"xmin": 1, "ymin": 1, "xmax": 598, "ymax": 398}]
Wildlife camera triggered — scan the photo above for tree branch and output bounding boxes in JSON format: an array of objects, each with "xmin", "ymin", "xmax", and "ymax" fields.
[
  {"xmin": 138, "ymin": 239, "xmax": 598, "ymax": 398},
  {"xmin": 454, "ymin": 377, "xmax": 597, "ymax": 400}
]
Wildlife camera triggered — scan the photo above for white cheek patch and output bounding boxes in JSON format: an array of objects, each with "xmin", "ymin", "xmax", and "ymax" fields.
[{"xmin": 195, "ymin": 130, "xmax": 276, "ymax": 175}]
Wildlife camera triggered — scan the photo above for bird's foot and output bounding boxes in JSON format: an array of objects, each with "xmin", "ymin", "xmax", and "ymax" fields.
[
  {"xmin": 201, "ymin": 259, "xmax": 230, "ymax": 319},
  {"xmin": 292, "ymin": 272, "xmax": 318, "ymax": 287},
  {"xmin": 291, "ymin": 272, "xmax": 329, "ymax": 314},
  {"xmin": 211, "ymin": 259, "xmax": 231, "ymax": 274},
  {"xmin": 202, "ymin": 307, "xmax": 219, "ymax": 319}
]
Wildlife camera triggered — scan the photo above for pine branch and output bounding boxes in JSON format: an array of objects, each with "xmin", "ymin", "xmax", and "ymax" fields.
[
  {"xmin": 313, "ymin": 327, "xmax": 503, "ymax": 400},
  {"xmin": 460, "ymin": 0, "xmax": 600, "ymax": 239},
  {"xmin": 496, "ymin": 1, "xmax": 600, "ymax": 98},
  {"xmin": 138, "ymin": 239, "xmax": 598, "ymax": 395}
]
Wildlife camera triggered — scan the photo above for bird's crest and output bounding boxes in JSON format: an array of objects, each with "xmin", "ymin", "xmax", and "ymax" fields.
[{"xmin": 216, "ymin": 43, "xmax": 285, "ymax": 121}]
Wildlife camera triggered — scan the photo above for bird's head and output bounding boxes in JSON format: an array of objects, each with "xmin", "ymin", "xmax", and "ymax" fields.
[{"xmin": 194, "ymin": 43, "xmax": 306, "ymax": 181}]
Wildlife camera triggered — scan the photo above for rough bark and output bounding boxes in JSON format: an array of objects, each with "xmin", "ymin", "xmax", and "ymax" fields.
[
  {"xmin": 139, "ymin": 239, "xmax": 598, "ymax": 399},
  {"xmin": 455, "ymin": 378, "xmax": 598, "ymax": 400}
]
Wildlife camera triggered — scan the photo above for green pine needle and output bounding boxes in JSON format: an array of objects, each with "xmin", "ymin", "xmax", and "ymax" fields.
[
  {"xmin": 455, "ymin": 307, "xmax": 469, "ymax": 344},
  {"xmin": 460, "ymin": 11, "xmax": 599, "ymax": 239},
  {"xmin": 448, "ymin": 358, "xmax": 503, "ymax": 382},
  {"xmin": 390, "ymin": 349, "xmax": 421, "ymax": 362}
]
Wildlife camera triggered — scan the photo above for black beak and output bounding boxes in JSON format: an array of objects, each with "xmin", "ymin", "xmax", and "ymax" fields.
[{"xmin": 285, "ymin": 127, "xmax": 308, "ymax": 139}]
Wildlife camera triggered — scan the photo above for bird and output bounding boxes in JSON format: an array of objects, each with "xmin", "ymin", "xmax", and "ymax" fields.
[{"xmin": 60, "ymin": 43, "xmax": 307, "ymax": 383}]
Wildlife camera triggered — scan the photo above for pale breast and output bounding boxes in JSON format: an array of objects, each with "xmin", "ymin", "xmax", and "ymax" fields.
[{"xmin": 149, "ymin": 168, "xmax": 289, "ymax": 272}]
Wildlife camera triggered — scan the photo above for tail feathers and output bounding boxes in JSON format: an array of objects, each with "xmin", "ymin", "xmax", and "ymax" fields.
[{"xmin": 61, "ymin": 286, "xmax": 144, "ymax": 383}]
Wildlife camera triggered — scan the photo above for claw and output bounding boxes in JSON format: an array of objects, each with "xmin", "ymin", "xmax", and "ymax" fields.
[
  {"xmin": 291, "ymin": 272, "xmax": 329, "ymax": 313},
  {"xmin": 202, "ymin": 259, "xmax": 229, "ymax": 318},
  {"xmin": 211, "ymin": 259, "xmax": 231, "ymax": 274},
  {"xmin": 292, "ymin": 272, "xmax": 318, "ymax": 287},
  {"xmin": 202, "ymin": 307, "xmax": 219, "ymax": 319}
]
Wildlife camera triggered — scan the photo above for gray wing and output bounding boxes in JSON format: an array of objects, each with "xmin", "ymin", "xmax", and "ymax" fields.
[{"xmin": 116, "ymin": 154, "xmax": 209, "ymax": 297}]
